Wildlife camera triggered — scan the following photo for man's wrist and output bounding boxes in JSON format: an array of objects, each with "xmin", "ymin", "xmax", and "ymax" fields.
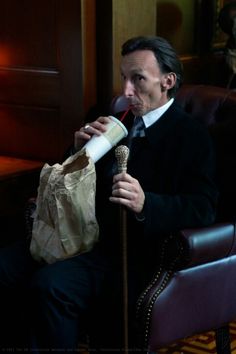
[{"xmin": 70, "ymin": 146, "xmax": 78, "ymax": 155}]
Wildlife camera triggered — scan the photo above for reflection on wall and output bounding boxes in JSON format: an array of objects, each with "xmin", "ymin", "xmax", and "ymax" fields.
[
  {"xmin": 97, "ymin": 0, "xmax": 234, "ymax": 102},
  {"xmin": 156, "ymin": 0, "xmax": 196, "ymax": 55},
  {"xmin": 213, "ymin": 0, "xmax": 233, "ymax": 48}
]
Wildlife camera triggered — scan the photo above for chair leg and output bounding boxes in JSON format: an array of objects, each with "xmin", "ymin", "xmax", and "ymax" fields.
[{"xmin": 215, "ymin": 325, "xmax": 231, "ymax": 354}]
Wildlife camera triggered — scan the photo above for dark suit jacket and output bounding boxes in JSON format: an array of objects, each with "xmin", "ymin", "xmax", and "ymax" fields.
[{"xmin": 94, "ymin": 100, "xmax": 218, "ymax": 278}]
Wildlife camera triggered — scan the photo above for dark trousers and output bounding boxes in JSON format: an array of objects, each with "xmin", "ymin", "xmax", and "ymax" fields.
[
  {"xmin": 0, "ymin": 240, "xmax": 113, "ymax": 352},
  {"xmin": 0, "ymin": 240, "xmax": 146, "ymax": 353}
]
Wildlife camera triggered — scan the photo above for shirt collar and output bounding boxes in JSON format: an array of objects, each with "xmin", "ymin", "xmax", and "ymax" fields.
[{"xmin": 142, "ymin": 98, "xmax": 174, "ymax": 128}]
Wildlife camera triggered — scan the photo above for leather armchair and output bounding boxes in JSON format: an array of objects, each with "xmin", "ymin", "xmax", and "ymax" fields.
[{"xmin": 110, "ymin": 84, "xmax": 236, "ymax": 353}]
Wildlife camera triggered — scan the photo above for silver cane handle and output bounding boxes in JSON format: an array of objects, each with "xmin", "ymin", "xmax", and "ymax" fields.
[{"xmin": 115, "ymin": 145, "xmax": 130, "ymax": 173}]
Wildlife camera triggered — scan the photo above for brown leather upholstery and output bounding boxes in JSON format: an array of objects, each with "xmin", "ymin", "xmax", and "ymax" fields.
[
  {"xmin": 176, "ymin": 85, "xmax": 236, "ymax": 222},
  {"xmin": 110, "ymin": 84, "xmax": 236, "ymax": 353}
]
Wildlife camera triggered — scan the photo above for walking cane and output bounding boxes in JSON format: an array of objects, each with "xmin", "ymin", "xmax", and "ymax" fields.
[{"xmin": 115, "ymin": 145, "xmax": 130, "ymax": 354}]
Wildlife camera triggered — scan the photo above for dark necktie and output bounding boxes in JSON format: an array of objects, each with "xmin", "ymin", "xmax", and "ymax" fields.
[
  {"xmin": 125, "ymin": 116, "xmax": 145, "ymax": 154},
  {"xmin": 129, "ymin": 116, "xmax": 145, "ymax": 139}
]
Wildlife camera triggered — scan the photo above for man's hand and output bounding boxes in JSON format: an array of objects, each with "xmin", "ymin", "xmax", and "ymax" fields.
[
  {"xmin": 109, "ymin": 172, "xmax": 145, "ymax": 214},
  {"xmin": 74, "ymin": 116, "xmax": 111, "ymax": 152}
]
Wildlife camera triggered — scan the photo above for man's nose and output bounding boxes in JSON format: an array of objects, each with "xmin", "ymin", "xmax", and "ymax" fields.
[{"xmin": 123, "ymin": 81, "xmax": 134, "ymax": 97}]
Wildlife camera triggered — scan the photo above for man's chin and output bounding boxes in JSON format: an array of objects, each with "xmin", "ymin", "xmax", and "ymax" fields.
[{"xmin": 130, "ymin": 107, "xmax": 144, "ymax": 116}]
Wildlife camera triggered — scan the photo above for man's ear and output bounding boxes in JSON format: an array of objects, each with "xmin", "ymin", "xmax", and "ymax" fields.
[{"xmin": 161, "ymin": 72, "xmax": 177, "ymax": 90}]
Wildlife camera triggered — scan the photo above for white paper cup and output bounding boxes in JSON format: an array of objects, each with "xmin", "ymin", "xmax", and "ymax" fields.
[{"xmin": 84, "ymin": 116, "xmax": 128, "ymax": 163}]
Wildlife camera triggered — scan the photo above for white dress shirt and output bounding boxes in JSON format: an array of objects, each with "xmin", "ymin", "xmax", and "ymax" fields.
[{"xmin": 142, "ymin": 98, "xmax": 174, "ymax": 128}]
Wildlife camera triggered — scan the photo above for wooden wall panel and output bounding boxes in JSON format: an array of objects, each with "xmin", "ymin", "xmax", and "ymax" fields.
[
  {"xmin": 0, "ymin": 0, "xmax": 57, "ymax": 68},
  {"xmin": 112, "ymin": 0, "xmax": 156, "ymax": 95},
  {"xmin": 96, "ymin": 0, "xmax": 156, "ymax": 106},
  {"xmin": 0, "ymin": 68, "xmax": 60, "ymax": 107},
  {"xmin": 0, "ymin": 105, "xmax": 59, "ymax": 161},
  {"xmin": 0, "ymin": 0, "xmax": 84, "ymax": 163},
  {"xmin": 156, "ymin": 0, "xmax": 197, "ymax": 55},
  {"xmin": 81, "ymin": 0, "xmax": 97, "ymax": 115}
]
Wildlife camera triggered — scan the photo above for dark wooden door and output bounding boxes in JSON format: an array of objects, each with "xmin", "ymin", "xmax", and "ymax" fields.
[{"xmin": 0, "ymin": 0, "xmax": 83, "ymax": 163}]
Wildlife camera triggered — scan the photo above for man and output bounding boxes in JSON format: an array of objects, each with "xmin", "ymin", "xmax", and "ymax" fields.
[{"xmin": 0, "ymin": 36, "xmax": 218, "ymax": 353}]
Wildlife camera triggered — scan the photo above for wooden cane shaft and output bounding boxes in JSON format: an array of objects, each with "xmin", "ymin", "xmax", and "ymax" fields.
[{"xmin": 120, "ymin": 206, "xmax": 129, "ymax": 354}]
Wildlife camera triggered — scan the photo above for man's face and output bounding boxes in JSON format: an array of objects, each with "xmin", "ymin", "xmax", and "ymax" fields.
[{"xmin": 120, "ymin": 49, "xmax": 172, "ymax": 116}]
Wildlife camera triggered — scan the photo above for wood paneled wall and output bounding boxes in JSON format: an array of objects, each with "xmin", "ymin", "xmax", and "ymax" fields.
[
  {"xmin": 81, "ymin": 0, "xmax": 97, "ymax": 115},
  {"xmin": 0, "ymin": 0, "xmax": 84, "ymax": 163},
  {"xmin": 112, "ymin": 0, "xmax": 156, "ymax": 94}
]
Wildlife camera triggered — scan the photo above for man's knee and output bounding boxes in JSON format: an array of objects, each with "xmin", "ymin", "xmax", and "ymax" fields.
[{"xmin": 29, "ymin": 265, "xmax": 59, "ymax": 301}]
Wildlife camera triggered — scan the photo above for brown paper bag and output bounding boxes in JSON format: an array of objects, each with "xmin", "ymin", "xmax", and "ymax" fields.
[{"xmin": 30, "ymin": 148, "xmax": 99, "ymax": 264}]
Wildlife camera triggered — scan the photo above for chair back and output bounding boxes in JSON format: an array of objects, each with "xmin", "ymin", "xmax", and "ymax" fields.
[{"xmin": 176, "ymin": 85, "xmax": 236, "ymax": 222}]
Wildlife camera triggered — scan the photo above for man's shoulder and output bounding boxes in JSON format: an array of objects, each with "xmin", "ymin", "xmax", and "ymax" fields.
[
  {"xmin": 171, "ymin": 100, "xmax": 208, "ymax": 131},
  {"xmin": 166, "ymin": 100, "xmax": 213, "ymax": 150}
]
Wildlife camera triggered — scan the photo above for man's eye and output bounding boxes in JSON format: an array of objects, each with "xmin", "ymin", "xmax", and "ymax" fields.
[{"xmin": 134, "ymin": 75, "xmax": 144, "ymax": 82}]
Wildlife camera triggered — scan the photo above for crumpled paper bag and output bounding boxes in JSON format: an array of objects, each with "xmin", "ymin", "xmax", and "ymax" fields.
[{"xmin": 30, "ymin": 148, "xmax": 99, "ymax": 264}]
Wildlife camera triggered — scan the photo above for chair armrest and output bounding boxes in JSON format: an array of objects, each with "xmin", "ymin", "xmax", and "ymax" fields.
[{"xmin": 179, "ymin": 223, "xmax": 236, "ymax": 268}]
